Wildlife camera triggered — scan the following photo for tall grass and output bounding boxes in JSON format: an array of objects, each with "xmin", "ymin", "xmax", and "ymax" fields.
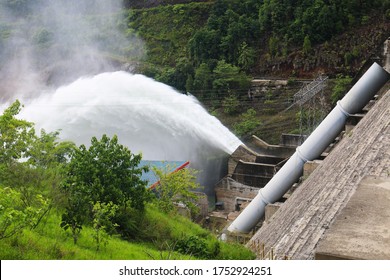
[
  {"xmin": 0, "ymin": 210, "xmax": 185, "ymax": 260},
  {"xmin": 0, "ymin": 205, "xmax": 255, "ymax": 260},
  {"xmin": 139, "ymin": 204, "xmax": 255, "ymax": 260}
]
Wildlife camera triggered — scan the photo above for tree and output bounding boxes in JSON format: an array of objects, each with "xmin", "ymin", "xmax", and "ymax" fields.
[
  {"xmin": 238, "ymin": 42, "xmax": 256, "ymax": 71},
  {"xmin": 192, "ymin": 63, "xmax": 213, "ymax": 99},
  {"xmin": 61, "ymin": 134, "xmax": 149, "ymax": 242},
  {"xmin": 0, "ymin": 186, "xmax": 50, "ymax": 240},
  {"xmin": 152, "ymin": 164, "xmax": 201, "ymax": 219},
  {"xmin": 233, "ymin": 108, "xmax": 261, "ymax": 137},
  {"xmin": 0, "ymin": 101, "xmax": 65, "ymax": 209},
  {"xmin": 185, "ymin": 74, "xmax": 194, "ymax": 93},
  {"xmin": 60, "ymin": 189, "xmax": 89, "ymax": 244},
  {"xmin": 26, "ymin": 129, "xmax": 75, "ymax": 169},
  {"xmin": 268, "ymin": 36, "xmax": 279, "ymax": 57},
  {"xmin": 0, "ymin": 105, "xmax": 74, "ymax": 208},
  {"xmin": 222, "ymin": 95, "xmax": 240, "ymax": 115},
  {"xmin": 65, "ymin": 134, "xmax": 148, "ymax": 209},
  {"xmin": 91, "ymin": 201, "xmax": 118, "ymax": 251},
  {"xmin": 219, "ymin": 9, "xmax": 240, "ymax": 62},
  {"xmin": 302, "ymin": 35, "xmax": 312, "ymax": 56},
  {"xmin": 0, "ymin": 100, "xmax": 35, "ymax": 165},
  {"xmin": 157, "ymin": 58, "xmax": 194, "ymax": 92},
  {"xmin": 212, "ymin": 59, "xmax": 251, "ymax": 97},
  {"xmin": 189, "ymin": 28, "xmax": 220, "ymax": 65}
]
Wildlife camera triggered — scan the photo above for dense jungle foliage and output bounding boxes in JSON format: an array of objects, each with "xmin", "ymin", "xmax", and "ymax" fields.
[
  {"xmin": 125, "ymin": 0, "xmax": 389, "ymax": 141},
  {"xmin": 128, "ymin": 0, "xmax": 389, "ymax": 96}
]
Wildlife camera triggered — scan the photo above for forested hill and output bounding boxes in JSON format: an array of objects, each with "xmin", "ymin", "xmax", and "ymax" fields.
[
  {"xmin": 127, "ymin": 0, "xmax": 389, "ymax": 94},
  {"xmin": 124, "ymin": 0, "xmax": 211, "ymax": 9}
]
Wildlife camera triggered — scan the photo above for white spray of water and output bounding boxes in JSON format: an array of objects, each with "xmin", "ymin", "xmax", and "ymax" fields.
[{"xmin": 18, "ymin": 72, "xmax": 243, "ymax": 189}]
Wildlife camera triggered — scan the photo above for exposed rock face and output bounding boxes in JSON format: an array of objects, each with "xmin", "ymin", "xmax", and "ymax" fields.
[{"xmin": 248, "ymin": 88, "xmax": 390, "ymax": 259}]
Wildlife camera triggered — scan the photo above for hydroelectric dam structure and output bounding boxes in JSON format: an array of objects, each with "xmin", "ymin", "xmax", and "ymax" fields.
[{"xmin": 227, "ymin": 62, "xmax": 390, "ymax": 234}]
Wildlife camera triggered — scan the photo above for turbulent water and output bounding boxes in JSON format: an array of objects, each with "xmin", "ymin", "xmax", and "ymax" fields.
[{"xmin": 18, "ymin": 71, "xmax": 243, "ymax": 189}]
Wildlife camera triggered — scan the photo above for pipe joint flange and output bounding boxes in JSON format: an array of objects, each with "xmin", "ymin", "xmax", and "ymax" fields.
[
  {"xmin": 336, "ymin": 101, "xmax": 351, "ymax": 117},
  {"xmin": 296, "ymin": 146, "xmax": 310, "ymax": 163},
  {"xmin": 259, "ymin": 189, "xmax": 272, "ymax": 206}
]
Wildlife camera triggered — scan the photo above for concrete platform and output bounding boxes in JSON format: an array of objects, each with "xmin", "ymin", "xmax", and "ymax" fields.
[{"xmin": 315, "ymin": 176, "xmax": 390, "ymax": 260}]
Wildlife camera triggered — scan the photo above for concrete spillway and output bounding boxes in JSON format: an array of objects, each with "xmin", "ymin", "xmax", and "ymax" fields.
[{"xmin": 228, "ymin": 62, "xmax": 390, "ymax": 234}]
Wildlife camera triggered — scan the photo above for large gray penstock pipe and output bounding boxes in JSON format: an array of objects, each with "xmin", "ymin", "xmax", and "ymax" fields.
[{"xmin": 228, "ymin": 62, "xmax": 390, "ymax": 233}]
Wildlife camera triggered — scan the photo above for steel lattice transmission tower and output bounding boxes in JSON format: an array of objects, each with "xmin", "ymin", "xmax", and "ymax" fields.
[{"xmin": 294, "ymin": 75, "xmax": 328, "ymax": 135}]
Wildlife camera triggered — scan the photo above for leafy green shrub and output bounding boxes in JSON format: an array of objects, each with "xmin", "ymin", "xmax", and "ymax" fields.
[
  {"xmin": 361, "ymin": 15, "xmax": 370, "ymax": 25},
  {"xmin": 238, "ymin": 42, "xmax": 256, "ymax": 71},
  {"xmin": 176, "ymin": 235, "xmax": 209, "ymax": 259},
  {"xmin": 61, "ymin": 134, "xmax": 149, "ymax": 242},
  {"xmin": 212, "ymin": 60, "xmax": 251, "ymax": 96},
  {"xmin": 234, "ymin": 108, "xmax": 261, "ymax": 137},
  {"xmin": 110, "ymin": 205, "xmax": 143, "ymax": 241},
  {"xmin": 151, "ymin": 165, "xmax": 201, "ymax": 219},
  {"xmin": 0, "ymin": 186, "xmax": 50, "ymax": 240},
  {"xmin": 222, "ymin": 95, "xmax": 240, "ymax": 115},
  {"xmin": 91, "ymin": 201, "xmax": 118, "ymax": 251}
]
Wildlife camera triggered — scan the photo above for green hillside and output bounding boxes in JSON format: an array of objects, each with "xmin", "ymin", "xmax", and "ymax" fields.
[
  {"xmin": 126, "ymin": 0, "xmax": 389, "ymax": 142},
  {"xmin": 128, "ymin": 0, "xmax": 389, "ymax": 89},
  {"xmin": 0, "ymin": 206, "xmax": 254, "ymax": 260}
]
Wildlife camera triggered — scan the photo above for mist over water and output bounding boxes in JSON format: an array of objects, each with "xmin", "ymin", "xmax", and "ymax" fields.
[
  {"xmin": 0, "ymin": 0, "xmax": 144, "ymax": 99},
  {"xmin": 18, "ymin": 72, "xmax": 243, "ymax": 190},
  {"xmin": 0, "ymin": 0, "xmax": 242, "ymax": 192}
]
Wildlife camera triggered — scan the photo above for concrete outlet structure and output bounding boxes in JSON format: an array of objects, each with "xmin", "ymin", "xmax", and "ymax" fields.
[{"xmin": 211, "ymin": 133, "xmax": 304, "ymax": 228}]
